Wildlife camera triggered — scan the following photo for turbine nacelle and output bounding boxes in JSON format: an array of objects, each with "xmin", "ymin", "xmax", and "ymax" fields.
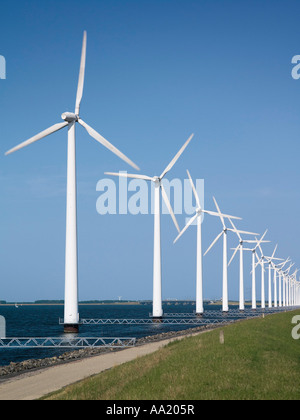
[
  {"xmin": 153, "ymin": 176, "xmax": 161, "ymax": 185},
  {"xmin": 61, "ymin": 112, "xmax": 78, "ymax": 122}
]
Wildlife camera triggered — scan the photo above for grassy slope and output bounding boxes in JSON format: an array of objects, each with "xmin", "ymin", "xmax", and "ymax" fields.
[{"xmin": 44, "ymin": 310, "xmax": 300, "ymax": 400}]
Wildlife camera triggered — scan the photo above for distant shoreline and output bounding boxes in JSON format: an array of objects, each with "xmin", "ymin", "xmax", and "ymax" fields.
[{"xmin": 0, "ymin": 300, "xmax": 247, "ymax": 307}]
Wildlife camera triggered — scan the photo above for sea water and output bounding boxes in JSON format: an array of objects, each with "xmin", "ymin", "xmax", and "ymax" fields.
[{"xmin": 0, "ymin": 302, "xmax": 227, "ymax": 366}]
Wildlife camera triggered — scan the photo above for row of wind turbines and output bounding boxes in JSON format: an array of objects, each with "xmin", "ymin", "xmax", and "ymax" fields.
[
  {"xmin": 5, "ymin": 32, "xmax": 299, "ymax": 332},
  {"xmin": 173, "ymin": 184, "xmax": 299, "ymax": 314},
  {"xmin": 107, "ymin": 163, "xmax": 299, "ymax": 317}
]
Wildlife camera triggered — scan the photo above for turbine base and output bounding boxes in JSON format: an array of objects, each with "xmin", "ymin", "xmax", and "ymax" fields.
[
  {"xmin": 152, "ymin": 317, "xmax": 163, "ymax": 323},
  {"xmin": 64, "ymin": 323, "xmax": 79, "ymax": 333}
]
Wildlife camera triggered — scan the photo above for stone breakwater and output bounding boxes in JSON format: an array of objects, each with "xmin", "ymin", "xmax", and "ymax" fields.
[{"xmin": 0, "ymin": 324, "xmax": 224, "ymax": 379}]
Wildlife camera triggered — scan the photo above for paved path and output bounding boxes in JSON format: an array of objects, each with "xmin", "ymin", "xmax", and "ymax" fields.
[{"xmin": 0, "ymin": 330, "xmax": 208, "ymax": 400}]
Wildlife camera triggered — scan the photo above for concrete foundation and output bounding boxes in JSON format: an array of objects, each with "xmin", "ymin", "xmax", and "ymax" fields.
[
  {"xmin": 152, "ymin": 317, "xmax": 163, "ymax": 323},
  {"xmin": 64, "ymin": 324, "xmax": 79, "ymax": 333}
]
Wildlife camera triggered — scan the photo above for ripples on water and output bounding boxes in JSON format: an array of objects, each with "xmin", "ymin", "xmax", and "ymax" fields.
[{"xmin": 0, "ymin": 303, "xmax": 230, "ymax": 366}]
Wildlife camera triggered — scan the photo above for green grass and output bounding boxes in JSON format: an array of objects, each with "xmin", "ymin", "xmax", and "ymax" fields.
[{"xmin": 43, "ymin": 310, "xmax": 300, "ymax": 400}]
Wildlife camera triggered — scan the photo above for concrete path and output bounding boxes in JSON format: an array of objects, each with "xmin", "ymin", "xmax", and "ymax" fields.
[{"xmin": 0, "ymin": 330, "xmax": 207, "ymax": 400}]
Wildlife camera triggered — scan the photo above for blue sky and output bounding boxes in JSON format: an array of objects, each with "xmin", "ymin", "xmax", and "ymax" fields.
[{"xmin": 0, "ymin": 0, "xmax": 300, "ymax": 302}]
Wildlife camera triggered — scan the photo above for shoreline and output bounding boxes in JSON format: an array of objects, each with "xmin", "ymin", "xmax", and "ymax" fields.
[
  {"xmin": 0, "ymin": 322, "xmax": 232, "ymax": 382},
  {"xmin": 0, "ymin": 309, "xmax": 296, "ymax": 399},
  {"xmin": 0, "ymin": 325, "xmax": 222, "ymax": 400}
]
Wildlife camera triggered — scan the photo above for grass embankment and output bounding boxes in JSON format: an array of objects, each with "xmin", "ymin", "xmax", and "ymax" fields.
[{"xmin": 44, "ymin": 310, "xmax": 300, "ymax": 400}]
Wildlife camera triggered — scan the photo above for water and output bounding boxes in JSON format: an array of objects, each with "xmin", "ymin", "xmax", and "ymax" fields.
[{"xmin": 0, "ymin": 302, "xmax": 229, "ymax": 367}]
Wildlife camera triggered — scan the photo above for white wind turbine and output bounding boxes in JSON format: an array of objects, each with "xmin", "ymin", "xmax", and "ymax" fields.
[
  {"xmin": 283, "ymin": 263, "xmax": 295, "ymax": 306},
  {"xmin": 288, "ymin": 269, "xmax": 298, "ymax": 306},
  {"xmin": 254, "ymin": 245, "xmax": 268, "ymax": 309},
  {"xmin": 174, "ymin": 171, "xmax": 242, "ymax": 315},
  {"xmin": 255, "ymin": 242, "xmax": 280, "ymax": 310},
  {"xmin": 106, "ymin": 134, "xmax": 193, "ymax": 319},
  {"xmin": 5, "ymin": 31, "xmax": 140, "ymax": 332},
  {"xmin": 242, "ymin": 230, "xmax": 269, "ymax": 310},
  {"xmin": 203, "ymin": 198, "xmax": 252, "ymax": 313},
  {"xmin": 275, "ymin": 258, "xmax": 291, "ymax": 307},
  {"xmin": 227, "ymin": 219, "xmax": 259, "ymax": 311},
  {"xmin": 273, "ymin": 258, "xmax": 290, "ymax": 307},
  {"xmin": 291, "ymin": 269, "xmax": 299, "ymax": 306},
  {"xmin": 264, "ymin": 245, "xmax": 284, "ymax": 308}
]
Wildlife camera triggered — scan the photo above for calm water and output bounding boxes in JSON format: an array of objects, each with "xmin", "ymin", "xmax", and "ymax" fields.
[{"xmin": 0, "ymin": 303, "xmax": 230, "ymax": 366}]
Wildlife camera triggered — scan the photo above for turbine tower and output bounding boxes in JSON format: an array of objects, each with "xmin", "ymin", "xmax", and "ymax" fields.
[
  {"xmin": 174, "ymin": 171, "xmax": 241, "ymax": 315},
  {"xmin": 5, "ymin": 32, "xmax": 140, "ymax": 332},
  {"xmin": 106, "ymin": 134, "xmax": 193, "ymax": 319}
]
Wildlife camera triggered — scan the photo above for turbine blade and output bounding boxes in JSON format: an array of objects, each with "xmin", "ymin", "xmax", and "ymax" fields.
[
  {"xmin": 243, "ymin": 240, "xmax": 270, "ymax": 244},
  {"xmin": 5, "ymin": 122, "xmax": 68, "ymax": 156},
  {"xmin": 78, "ymin": 119, "xmax": 140, "ymax": 170},
  {"xmin": 75, "ymin": 31, "xmax": 87, "ymax": 115},
  {"xmin": 105, "ymin": 172, "xmax": 153, "ymax": 181},
  {"xmin": 203, "ymin": 210, "xmax": 242, "ymax": 220},
  {"xmin": 204, "ymin": 231, "xmax": 224, "ymax": 256},
  {"xmin": 267, "ymin": 257, "xmax": 284, "ymax": 261},
  {"xmin": 228, "ymin": 218, "xmax": 242, "ymax": 241},
  {"xmin": 271, "ymin": 244, "xmax": 278, "ymax": 259},
  {"xmin": 255, "ymin": 254, "xmax": 262, "ymax": 268},
  {"xmin": 161, "ymin": 183, "xmax": 180, "ymax": 233},
  {"xmin": 173, "ymin": 213, "xmax": 198, "ymax": 244},
  {"xmin": 256, "ymin": 230, "xmax": 268, "ymax": 248},
  {"xmin": 186, "ymin": 170, "xmax": 201, "ymax": 209},
  {"xmin": 227, "ymin": 228, "xmax": 259, "ymax": 236},
  {"xmin": 228, "ymin": 245, "xmax": 240, "ymax": 267},
  {"xmin": 160, "ymin": 134, "xmax": 194, "ymax": 179},
  {"xmin": 254, "ymin": 261, "xmax": 260, "ymax": 269},
  {"xmin": 212, "ymin": 197, "xmax": 226, "ymax": 230}
]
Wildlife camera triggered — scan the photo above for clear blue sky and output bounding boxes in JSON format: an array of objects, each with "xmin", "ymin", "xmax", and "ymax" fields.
[{"xmin": 0, "ymin": 0, "xmax": 300, "ymax": 302}]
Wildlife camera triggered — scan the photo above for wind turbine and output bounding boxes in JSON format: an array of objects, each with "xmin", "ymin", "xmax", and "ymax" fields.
[
  {"xmin": 275, "ymin": 258, "xmax": 291, "ymax": 307},
  {"xmin": 264, "ymin": 245, "xmax": 284, "ymax": 308},
  {"xmin": 105, "ymin": 134, "xmax": 193, "ymax": 319},
  {"xmin": 5, "ymin": 32, "xmax": 140, "ymax": 332},
  {"xmin": 283, "ymin": 263, "xmax": 295, "ymax": 306},
  {"xmin": 241, "ymin": 230, "xmax": 269, "ymax": 310},
  {"xmin": 174, "ymin": 171, "xmax": 241, "ymax": 315},
  {"xmin": 204, "ymin": 198, "xmax": 251, "ymax": 313},
  {"xmin": 274, "ymin": 258, "xmax": 291, "ymax": 307},
  {"xmin": 254, "ymin": 244, "xmax": 270, "ymax": 309},
  {"xmin": 289, "ymin": 269, "xmax": 298, "ymax": 306},
  {"xmin": 227, "ymin": 219, "xmax": 259, "ymax": 311}
]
